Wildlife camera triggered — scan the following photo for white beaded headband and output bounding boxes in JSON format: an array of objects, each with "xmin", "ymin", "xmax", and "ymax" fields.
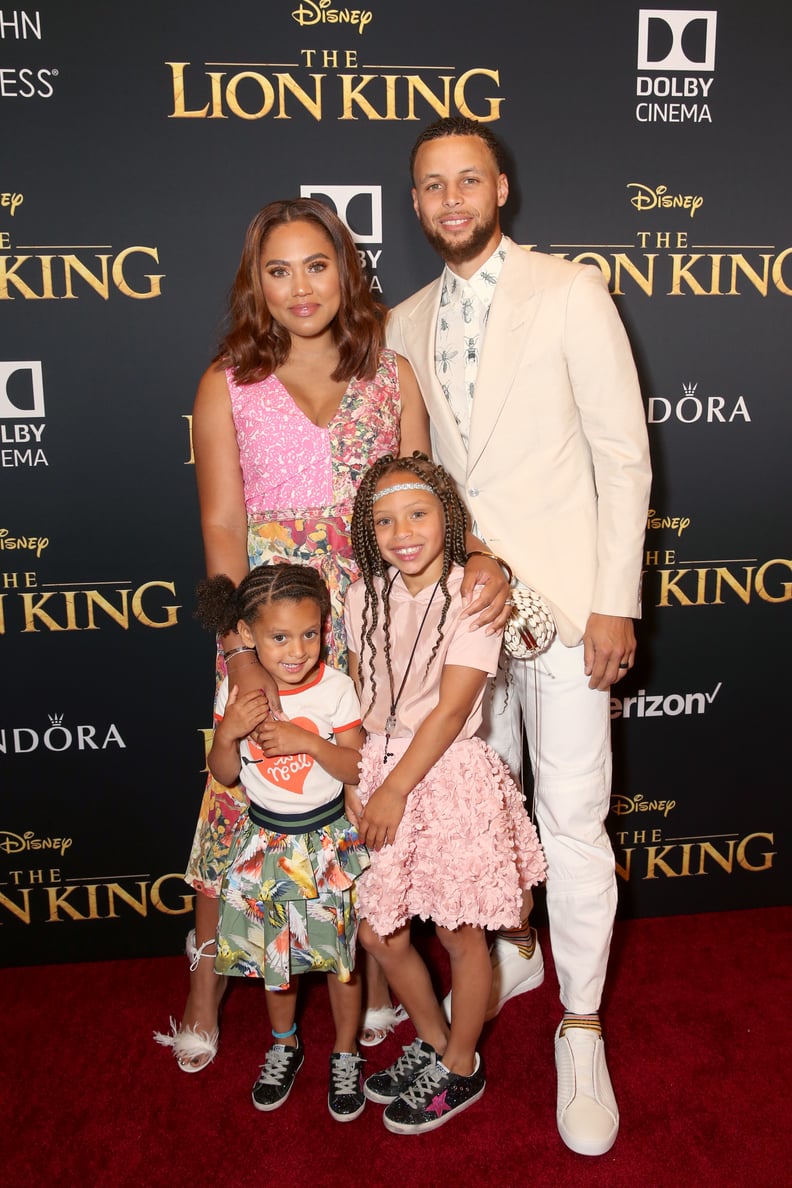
[{"xmin": 372, "ymin": 481, "xmax": 435, "ymax": 503}]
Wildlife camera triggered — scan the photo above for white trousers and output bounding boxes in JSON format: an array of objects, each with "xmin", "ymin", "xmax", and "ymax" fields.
[{"xmin": 480, "ymin": 634, "xmax": 616, "ymax": 1014}]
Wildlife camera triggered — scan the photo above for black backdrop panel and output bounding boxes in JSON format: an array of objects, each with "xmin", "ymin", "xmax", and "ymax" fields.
[{"xmin": 1, "ymin": 1, "xmax": 789, "ymax": 964}]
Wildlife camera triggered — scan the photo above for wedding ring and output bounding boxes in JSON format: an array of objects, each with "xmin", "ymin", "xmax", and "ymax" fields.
[
  {"xmin": 504, "ymin": 599, "xmax": 515, "ymax": 606},
  {"xmin": 618, "ymin": 662, "xmax": 629, "ymax": 669}
]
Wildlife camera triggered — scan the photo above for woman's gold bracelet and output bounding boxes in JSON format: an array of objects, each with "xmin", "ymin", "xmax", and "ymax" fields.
[{"xmin": 465, "ymin": 550, "xmax": 514, "ymax": 585}]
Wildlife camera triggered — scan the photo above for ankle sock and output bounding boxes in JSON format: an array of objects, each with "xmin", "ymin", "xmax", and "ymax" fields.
[
  {"xmin": 560, "ymin": 1012, "xmax": 602, "ymax": 1038},
  {"xmin": 498, "ymin": 916, "xmax": 535, "ymax": 959}
]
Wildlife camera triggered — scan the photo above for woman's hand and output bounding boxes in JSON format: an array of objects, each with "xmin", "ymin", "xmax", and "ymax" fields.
[
  {"xmin": 357, "ymin": 784, "xmax": 407, "ymax": 852},
  {"xmin": 225, "ymin": 653, "xmax": 282, "ymax": 735},
  {"xmin": 461, "ymin": 552, "xmax": 511, "ymax": 632},
  {"xmin": 215, "ymin": 685, "xmax": 270, "ymax": 745}
]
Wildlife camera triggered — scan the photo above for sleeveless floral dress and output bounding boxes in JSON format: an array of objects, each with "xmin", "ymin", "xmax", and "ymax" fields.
[{"xmin": 185, "ymin": 350, "xmax": 401, "ymax": 894}]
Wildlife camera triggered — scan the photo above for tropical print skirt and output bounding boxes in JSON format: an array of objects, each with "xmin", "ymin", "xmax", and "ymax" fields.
[{"xmin": 215, "ymin": 806, "xmax": 369, "ymax": 989}]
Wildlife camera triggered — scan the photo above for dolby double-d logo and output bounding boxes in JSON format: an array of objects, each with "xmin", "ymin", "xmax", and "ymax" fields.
[
  {"xmin": 300, "ymin": 185, "xmax": 382, "ymax": 244},
  {"xmin": 637, "ymin": 10, "xmax": 717, "ymax": 71},
  {"xmin": 0, "ymin": 361, "xmax": 45, "ymax": 418}
]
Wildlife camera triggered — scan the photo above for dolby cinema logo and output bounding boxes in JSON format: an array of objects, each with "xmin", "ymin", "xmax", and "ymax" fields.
[
  {"xmin": 635, "ymin": 10, "xmax": 717, "ymax": 125},
  {"xmin": 0, "ymin": 361, "xmax": 44, "ymax": 418},
  {"xmin": 300, "ymin": 184, "xmax": 382, "ymax": 243},
  {"xmin": 0, "ymin": 361, "xmax": 48, "ymax": 469},
  {"xmin": 300, "ymin": 184, "xmax": 384, "ymax": 294}
]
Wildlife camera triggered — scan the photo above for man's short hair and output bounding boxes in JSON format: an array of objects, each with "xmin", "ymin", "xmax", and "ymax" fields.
[{"xmin": 409, "ymin": 117, "xmax": 507, "ymax": 180}]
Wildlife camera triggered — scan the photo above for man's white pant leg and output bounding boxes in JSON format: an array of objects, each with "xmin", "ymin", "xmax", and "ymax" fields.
[{"xmin": 486, "ymin": 638, "xmax": 616, "ymax": 1015}]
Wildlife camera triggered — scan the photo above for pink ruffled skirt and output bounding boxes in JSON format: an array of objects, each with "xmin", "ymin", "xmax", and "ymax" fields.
[{"xmin": 356, "ymin": 734, "xmax": 547, "ymax": 938}]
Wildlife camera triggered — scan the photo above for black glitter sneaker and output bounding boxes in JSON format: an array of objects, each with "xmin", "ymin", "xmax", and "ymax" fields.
[
  {"xmin": 364, "ymin": 1038, "xmax": 438, "ymax": 1104},
  {"xmin": 383, "ymin": 1053, "xmax": 486, "ymax": 1134},
  {"xmin": 251, "ymin": 1036, "xmax": 304, "ymax": 1111},
  {"xmin": 328, "ymin": 1052, "xmax": 366, "ymax": 1121}
]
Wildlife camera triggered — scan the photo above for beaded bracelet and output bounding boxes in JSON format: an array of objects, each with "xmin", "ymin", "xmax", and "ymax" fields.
[{"xmin": 465, "ymin": 549, "xmax": 514, "ymax": 585}]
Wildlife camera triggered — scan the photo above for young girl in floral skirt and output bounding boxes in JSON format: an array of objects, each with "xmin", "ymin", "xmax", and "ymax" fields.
[
  {"xmin": 344, "ymin": 453, "xmax": 546, "ymax": 1134},
  {"xmin": 197, "ymin": 562, "xmax": 370, "ymax": 1121}
]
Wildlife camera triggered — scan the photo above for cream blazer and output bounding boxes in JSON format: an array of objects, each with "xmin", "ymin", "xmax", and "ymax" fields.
[{"xmin": 387, "ymin": 238, "xmax": 652, "ymax": 646}]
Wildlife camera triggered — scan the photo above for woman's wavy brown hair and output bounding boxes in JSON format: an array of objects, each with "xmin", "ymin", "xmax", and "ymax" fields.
[{"xmin": 216, "ymin": 198, "xmax": 386, "ymax": 384}]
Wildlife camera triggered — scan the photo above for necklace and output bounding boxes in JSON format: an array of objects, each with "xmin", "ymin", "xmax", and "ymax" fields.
[{"xmin": 382, "ymin": 577, "xmax": 441, "ymax": 765}]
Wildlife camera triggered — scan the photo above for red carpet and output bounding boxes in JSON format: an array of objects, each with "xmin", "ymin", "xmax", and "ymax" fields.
[{"xmin": 2, "ymin": 907, "xmax": 789, "ymax": 1187}]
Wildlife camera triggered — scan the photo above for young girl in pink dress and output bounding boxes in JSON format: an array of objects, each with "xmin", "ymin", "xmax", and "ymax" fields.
[{"xmin": 344, "ymin": 453, "xmax": 547, "ymax": 1134}]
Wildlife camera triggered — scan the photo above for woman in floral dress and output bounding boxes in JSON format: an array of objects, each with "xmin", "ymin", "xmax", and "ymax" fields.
[{"xmin": 156, "ymin": 198, "xmax": 507, "ymax": 1071}]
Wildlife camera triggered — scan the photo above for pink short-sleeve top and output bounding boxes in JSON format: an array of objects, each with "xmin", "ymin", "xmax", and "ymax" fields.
[{"xmin": 344, "ymin": 567, "xmax": 502, "ymax": 741}]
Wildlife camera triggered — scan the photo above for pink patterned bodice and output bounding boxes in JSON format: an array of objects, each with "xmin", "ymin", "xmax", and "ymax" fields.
[{"xmin": 227, "ymin": 349, "xmax": 401, "ymax": 518}]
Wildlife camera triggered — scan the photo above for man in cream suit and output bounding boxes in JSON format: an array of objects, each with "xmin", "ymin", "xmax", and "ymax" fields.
[{"xmin": 387, "ymin": 117, "xmax": 651, "ymax": 1156}]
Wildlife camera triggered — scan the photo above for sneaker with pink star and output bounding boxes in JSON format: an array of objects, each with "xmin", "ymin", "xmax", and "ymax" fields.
[{"xmin": 382, "ymin": 1053, "xmax": 486, "ymax": 1134}]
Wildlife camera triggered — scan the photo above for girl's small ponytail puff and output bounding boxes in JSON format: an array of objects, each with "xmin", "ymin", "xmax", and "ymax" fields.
[{"xmin": 195, "ymin": 574, "xmax": 240, "ymax": 636}]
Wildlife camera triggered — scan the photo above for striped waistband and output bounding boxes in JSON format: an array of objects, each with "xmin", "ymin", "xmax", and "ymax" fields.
[{"xmin": 247, "ymin": 791, "xmax": 345, "ymax": 834}]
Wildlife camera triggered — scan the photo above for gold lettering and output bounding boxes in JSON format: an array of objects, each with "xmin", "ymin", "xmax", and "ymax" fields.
[
  {"xmin": 0, "ymin": 254, "xmax": 43, "ymax": 299},
  {"xmin": 696, "ymin": 839, "xmax": 735, "ymax": 875},
  {"xmin": 453, "ymin": 68, "xmax": 503, "ymax": 122},
  {"xmin": 771, "ymin": 247, "xmax": 792, "ymax": 295},
  {"xmin": 678, "ymin": 843, "xmax": 693, "ymax": 877},
  {"xmin": 0, "ymin": 887, "xmax": 31, "ymax": 923},
  {"xmin": 644, "ymin": 845, "xmax": 680, "ymax": 878},
  {"xmin": 382, "ymin": 74, "xmax": 398, "ymax": 120},
  {"xmin": 612, "ymin": 252, "xmax": 656, "ymax": 297},
  {"xmin": 150, "ymin": 874, "xmax": 194, "ymax": 915},
  {"xmin": 62, "ymin": 253, "xmax": 110, "ymax": 300},
  {"xmin": 226, "ymin": 71, "xmax": 275, "ymax": 119},
  {"xmin": 405, "ymin": 73, "xmax": 452, "ymax": 121},
  {"xmin": 669, "ymin": 253, "xmax": 709, "ymax": 296},
  {"xmin": 712, "ymin": 566, "xmax": 755, "ymax": 605},
  {"xmin": 755, "ymin": 558, "xmax": 792, "ymax": 603},
  {"xmin": 106, "ymin": 882, "xmax": 148, "ymax": 918},
  {"xmin": 84, "ymin": 589, "xmax": 131, "ymax": 630},
  {"xmin": 112, "ymin": 247, "xmax": 164, "ymax": 299},
  {"xmin": 340, "ymin": 73, "xmax": 383, "ymax": 119},
  {"xmin": 167, "ymin": 62, "xmax": 210, "ymax": 118},
  {"xmin": 736, "ymin": 832, "xmax": 776, "ymax": 872},
  {"xmin": 614, "ymin": 848, "xmax": 633, "ymax": 880},
  {"xmin": 274, "ymin": 72, "xmax": 324, "ymax": 120},
  {"xmin": 46, "ymin": 884, "xmax": 92, "ymax": 921},
  {"xmin": 198, "ymin": 727, "xmax": 213, "ymax": 772},
  {"xmin": 727, "ymin": 253, "xmax": 771, "ymax": 297},
  {"xmin": 131, "ymin": 580, "xmax": 181, "ymax": 628},
  {"xmin": 657, "ymin": 568, "xmax": 694, "ymax": 607},
  {"xmin": 21, "ymin": 591, "xmax": 70, "ymax": 632},
  {"xmin": 207, "ymin": 72, "xmax": 226, "ymax": 118},
  {"xmin": 183, "ymin": 414, "xmax": 195, "ymax": 465}
]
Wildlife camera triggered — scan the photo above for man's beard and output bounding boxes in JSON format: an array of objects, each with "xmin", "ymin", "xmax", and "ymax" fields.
[{"xmin": 419, "ymin": 209, "xmax": 498, "ymax": 266}]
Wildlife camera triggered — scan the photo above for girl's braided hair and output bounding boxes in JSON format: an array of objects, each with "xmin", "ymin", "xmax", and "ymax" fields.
[
  {"xmin": 350, "ymin": 452, "xmax": 469, "ymax": 712},
  {"xmin": 196, "ymin": 562, "xmax": 330, "ymax": 638}
]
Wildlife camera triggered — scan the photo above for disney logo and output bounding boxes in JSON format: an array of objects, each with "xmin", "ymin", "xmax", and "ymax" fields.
[
  {"xmin": 1, "ymin": 191, "xmax": 23, "ymax": 216},
  {"xmin": 627, "ymin": 183, "xmax": 703, "ymax": 218},
  {"xmin": 0, "ymin": 830, "xmax": 73, "ymax": 855},
  {"xmin": 646, "ymin": 509, "xmax": 691, "ymax": 537},
  {"xmin": 0, "ymin": 528, "xmax": 49, "ymax": 557},
  {"xmin": 291, "ymin": 0, "xmax": 373, "ymax": 34},
  {"xmin": 611, "ymin": 794, "xmax": 676, "ymax": 818}
]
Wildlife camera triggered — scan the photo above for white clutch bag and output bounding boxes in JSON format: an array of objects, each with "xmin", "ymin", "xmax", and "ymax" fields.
[{"xmin": 504, "ymin": 585, "xmax": 556, "ymax": 660}]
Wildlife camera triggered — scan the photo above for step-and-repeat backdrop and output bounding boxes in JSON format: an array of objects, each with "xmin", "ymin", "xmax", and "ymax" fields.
[{"xmin": 2, "ymin": 2, "xmax": 789, "ymax": 964}]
